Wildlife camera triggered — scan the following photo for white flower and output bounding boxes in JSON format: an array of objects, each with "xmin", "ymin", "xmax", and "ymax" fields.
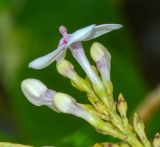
[{"xmin": 28, "ymin": 24, "xmax": 122, "ymax": 69}]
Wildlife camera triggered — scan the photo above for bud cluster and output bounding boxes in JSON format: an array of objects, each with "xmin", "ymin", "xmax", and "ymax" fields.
[{"xmin": 20, "ymin": 24, "xmax": 158, "ymax": 147}]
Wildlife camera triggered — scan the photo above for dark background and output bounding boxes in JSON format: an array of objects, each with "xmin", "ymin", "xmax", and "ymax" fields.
[{"xmin": 0, "ymin": 0, "xmax": 160, "ymax": 146}]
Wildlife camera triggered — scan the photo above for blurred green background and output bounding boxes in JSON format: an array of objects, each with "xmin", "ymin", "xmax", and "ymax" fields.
[{"xmin": 0, "ymin": 0, "xmax": 160, "ymax": 146}]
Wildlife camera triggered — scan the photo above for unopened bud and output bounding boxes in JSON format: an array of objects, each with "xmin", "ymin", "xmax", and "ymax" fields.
[
  {"xmin": 21, "ymin": 79, "xmax": 59, "ymax": 112},
  {"xmin": 90, "ymin": 42, "xmax": 112, "ymax": 93},
  {"xmin": 56, "ymin": 60, "xmax": 77, "ymax": 80},
  {"xmin": 117, "ymin": 93, "xmax": 127, "ymax": 117},
  {"xmin": 21, "ymin": 79, "xmax": 54, "ymax": 106},
  {"xmin": 90, "ymin": 42, "xmax": 110, "ymax": 62},
  {"xmin": 57, "ymin": 60, "xmax": 93, "ymax": 93},
  {"xmin": 153, "ymin": 133, "xmax": 160, "ymax": 147},
  {"xmin": 53, "ymin": 92, "xmax": 76, "ymax": 113},
  {"xmin": 53, "ymin": 93, "xmax": 99, "ymax": 126}
]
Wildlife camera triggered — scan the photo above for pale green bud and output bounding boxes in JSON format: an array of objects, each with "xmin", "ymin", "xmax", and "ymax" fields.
[
  {"xmin": 153, "ymin": 133, "xmax": 160, "ymax": 147},
  {"xmin": 117, "ymin": 93, "xmax": 128, "ymax": 117},
  {"xmin": 56, "ymin": 60, "xmax": 77, "ymax": 80},
  {"xmin": 90, "ymin": 42, "xmax": 111, "ymax": 64},
  {"xmin": 57, "ymin": 60, "xmax": 93, "ymax": 93},
  {"xmin": 53, "ymin": 92, "xmax": 76, "ymax": 113}
]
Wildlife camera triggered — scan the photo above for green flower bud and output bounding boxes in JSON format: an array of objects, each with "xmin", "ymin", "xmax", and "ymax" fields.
[
  {"xmin": 117, "ymin": 93, "xmax": 128, "ymax": 117},
  {"xmin": 57, "ymin": 60, "xmax": 93, "ymax": 93},
  {"xmin": 53, "ymin": 92, "xmax": 76, "ymax": 113},
  {"xmin": 153, "ymin": 133, "xmax": 160, "ymax": 147},
  {"xmin": 56, "ymin": 60, "xmax": 77, "ymax": 80}
]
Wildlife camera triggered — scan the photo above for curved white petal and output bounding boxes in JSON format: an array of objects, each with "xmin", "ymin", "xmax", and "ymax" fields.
[
  {"xmin": 84, "ymin": 24, "xmax": 123, "ymax": 41},
  {"xmin": 28, "ymin": 45, "xmax": 65, "ymax": 69},
  {"xmin": 67, "ymin": 24, "xmax": 95, "ymax": 47}
]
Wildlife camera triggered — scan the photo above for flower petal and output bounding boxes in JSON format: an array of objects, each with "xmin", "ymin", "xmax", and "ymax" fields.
[
  {"xmin": 84, "ymin": 24, "xmax": 123, "ymax": 41},
  {"xmin": 66, "ymin": 24, "xmax": 95, "ymax": 47},
  {"xmin": 56, "ymin": 48, "xmax": 67, "ymax": 62},
  {"xmin": 28, "ymin": 45, "xmax": 65, "ymax": 69}
]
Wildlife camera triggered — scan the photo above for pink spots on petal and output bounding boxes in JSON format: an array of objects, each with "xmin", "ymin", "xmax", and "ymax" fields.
[
  {"xmin": 60, "ymin": 35, "xmax": 71, "ymax": 45},
  {"xmin": 59, "ymin": 38, "xmax": 67, "ymax": 46},
  {"xmin": 59, "ymin": 25, "xmax": 67, "ymax": 36},
  {"xmin": 64, "ymin": 35, "xmax": 71, "ymax": 42},
  {"xmin": 63, "ymin": 39, "xmax": 67, "ymax": 44}
]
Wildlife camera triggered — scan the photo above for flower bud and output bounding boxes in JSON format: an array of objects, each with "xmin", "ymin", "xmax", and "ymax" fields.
[
  {"xmin": 21, "ymin": 79, "xmax": 54, "ymax": 106},
  {"xmin": 56, "ymin": 60, "xmax": 77, "ymax": 80},
  {"xmin": 53, "ymin": 92, "xmax": 76, "ymax": 114},
  {"xmin": 57, "ymin": 60, "xmax": 93, "ymax": 93},
  {"xmin": 90, "ymin": 42, "xmax": 112, "ymax": 93},
  {"xmin": 153, "ymin": 133, "xmax": 160, "ymax": 147},
  {"xmin": 117, "ymin": 93, "xmax": 127, "ymax": 117},
  {"xmin": 21, "ymin": 79, "xmax": 60, "ymax": 112},
  {"xmin": 53, "ymin": 92, "xmax": 98, "ymax": 125}
]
